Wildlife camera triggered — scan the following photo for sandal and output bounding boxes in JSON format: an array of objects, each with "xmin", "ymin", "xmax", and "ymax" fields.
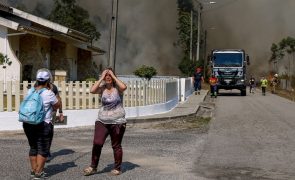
[
  {"xmin": 109, "ymin": 169, "xmax": 122, "ymax": 176},
  {"xmin": 83, "ymin": 167, "xmax": 97, "ymax": 176}
]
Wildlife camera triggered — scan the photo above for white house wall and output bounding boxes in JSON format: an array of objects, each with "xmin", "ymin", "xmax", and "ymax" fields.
[{"xmin": 0, "ymin": 25, "xmax": 21, "ymax": 84}]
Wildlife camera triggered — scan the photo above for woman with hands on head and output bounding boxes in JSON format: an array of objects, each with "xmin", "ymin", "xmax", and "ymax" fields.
[{"xmin": 84, "ymin": 68, "xmax": 127, "ymax": 176}]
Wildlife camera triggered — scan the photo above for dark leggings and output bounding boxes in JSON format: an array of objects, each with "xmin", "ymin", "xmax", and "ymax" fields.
[
  {"xmin": 194, "ymin": 80, "xmax": 201, "ymax": 91},
  {"xmin": 262, "ymin": 87, "xmax": 266, "ymax": 94},
  {"xmin": 91, "ymin": 121, "xmax": 126, "ymax": 171},
  {"xmin": 23, "ymin": 122, "xmax": 53, "ymax": 157},
  {"xmin": 210, "ymin": 85, "xmax": 217, "ymax": 95}
]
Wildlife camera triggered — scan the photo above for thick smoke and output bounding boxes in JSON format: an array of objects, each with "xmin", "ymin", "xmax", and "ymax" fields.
[
  {"xmin": 80, "ymin": 0, "xmax": 181, "ymax": 75},
  {"xmin": 4, "ymin": 0, "xmax": 294, "ymax": 76},
  {"xmin": 1, "ymin": 0, "xmax": 181, "ymax": 75},
  {"xmin": 203, "ymin": 0, "xmax": 295, "ymax": 76}
]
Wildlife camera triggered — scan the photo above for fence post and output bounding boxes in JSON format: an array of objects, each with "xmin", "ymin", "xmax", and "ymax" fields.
[
  {"xmin": 130, "ymin": 81, "xmax": 134, "ymax": 107},
  {"xmin": 82, "ymin": 81, "xmax": 86, "ymax": 109},
  {"xmin": 61, "ymin": 81, "xmax": 66, "ymax": 110},
  {"xmin": 180, "ymin": 78, "xmax": 186, "ymax": 102},
  {"xmin": 125, "ymin": 82, "xmax": 130, "ymax": 107},
  {"xmin": 23, "ymin": 81, "xmax": 28, "ymax": 98},
  {"xmin": 143, "ymin": 80, "xmax": 146, "ymax": 106},
  {"xmin": 0, "ymin": 81, "xmax": 3, "ymax": 111},
  {"xmin": 15, "ymin": 81, "xmax": 20, "ymax": 112},
  {"xmin": 7, "ymin": 81, "xmax": 12, "ymax": 112},
  {"xmin": 68, "ymin": 81, "xmax": 73, "ymax": 109},
  {"xmin": 75, "ymin": 81, "xmax": 80, "ymax": 109},
  {"xmin": 88, "ymin": 81, "xmax": 93, "ymax": 109}
]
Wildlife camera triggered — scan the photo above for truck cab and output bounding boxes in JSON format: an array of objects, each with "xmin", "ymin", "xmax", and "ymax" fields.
[{"xmin": 208, "ymin": 49, "xmax": 250, "ymax": 96}]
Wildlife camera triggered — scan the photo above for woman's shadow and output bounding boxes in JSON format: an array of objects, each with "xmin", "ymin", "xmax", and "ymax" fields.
[
  {"xmin": 97, "ymin": 161, "xmax": 140, "ymax": 174},
  {"xmin": 45, "ymin": 149, "xmax": 76, "ymax": 177}
]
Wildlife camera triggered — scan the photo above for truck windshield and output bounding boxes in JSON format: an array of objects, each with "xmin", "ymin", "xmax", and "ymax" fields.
[{"xmin": 213, "ymin": 53, "xmax": 243, "ymax": 67}]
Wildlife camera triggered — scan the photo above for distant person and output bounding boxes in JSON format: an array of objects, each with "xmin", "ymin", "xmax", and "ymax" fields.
[
  {"xmin": 271, "ymin": 74, "xmax": 279, "ymax": 94},
  {"xmin": 22, "ymin": 70, "xmax": 61, "ymax": 179},
  {"xmin": 84, "ymin": 68, "xmax": 127, "ymax": 176},
  {"xmin": 193, "ymin": 67, "xmax": 204, "ymax": 95},
  {"xmin": 260, "ymin": 76, "xmax": 268, "ymax": 96},
  {"xmin": 249, "ymin": 76, "xmax": 256, "ymax": 93},
  {"xmin": 209, "ymin": 74, "xmax": 218, "ymax": 98}
]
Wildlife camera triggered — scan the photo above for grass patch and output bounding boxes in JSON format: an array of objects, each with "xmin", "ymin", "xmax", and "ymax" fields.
[{"xmin": 152, "ymin": 116, "xmax": 211, "ymax": 130}]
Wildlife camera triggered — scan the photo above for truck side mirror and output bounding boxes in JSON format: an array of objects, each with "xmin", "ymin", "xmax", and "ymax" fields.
[
  {"xmin": 246, "ymin": 55, "xmax": 250, "ymax": 65},
  {"xmin": 207, "ymin": 55, "xmax": 212, "ymax": 64}
]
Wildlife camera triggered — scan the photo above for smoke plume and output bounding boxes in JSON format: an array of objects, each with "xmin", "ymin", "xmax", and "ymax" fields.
[
  {"xmin": 1, "ymin": 0, "xmax": 181, "ymax": 75},
  {"xmin": 203, "ymin": 0, "xmax": 295, "ymax": 76}
]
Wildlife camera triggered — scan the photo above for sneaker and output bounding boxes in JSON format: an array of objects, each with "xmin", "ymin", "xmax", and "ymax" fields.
[
  {"xmin": 30, "ymin": 171, "xmax": 35, "ymax": 178},
  {"xmin": 198, "ymin": 91, "xmax": 201, "ymax": 95},
  {"xmin": 34, "ymin": 171, "xmax": 48, "ymax": 179}
]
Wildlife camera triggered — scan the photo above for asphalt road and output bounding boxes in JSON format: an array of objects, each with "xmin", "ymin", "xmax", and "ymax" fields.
[
  {"xmin": 194, "ymin": 89, "xmax": 295, "ymax": 180},
  {"xmin": 1, "ymin": 89, "xmax": 295, "ymax": 180},
  {"xmin": 0, "ymin": 117, "xmax": 210, "ymax": 180}
]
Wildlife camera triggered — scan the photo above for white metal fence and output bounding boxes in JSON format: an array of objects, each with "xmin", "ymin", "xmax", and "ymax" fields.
[{"xmin": 0, "ymin": 77, "xmax": 193, "ymax": 112}]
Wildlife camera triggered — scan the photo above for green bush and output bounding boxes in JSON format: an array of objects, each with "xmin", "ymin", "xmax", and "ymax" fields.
[
  {"xmin": 0, "ymin": 53, "xmax": 12, "ymax": 67},
  {"xmin": 0, "ymin": 53, "xmax": 4, "ymax": 64},
  {"xmin": 85, "ymin": 77, "xmax": 96, "ymax": 82},
  {"xmin": 178, "ymin": 55, "xmax": 204, "ymax": 77},
  {"xmin": 134, "ymin": 65, "xmax": 157, "ymax": 80}
]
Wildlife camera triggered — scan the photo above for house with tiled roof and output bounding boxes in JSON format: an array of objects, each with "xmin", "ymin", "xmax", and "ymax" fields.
[{"xmin": 0, "ymin": 3, "xmax": 104, "ymax": 82}]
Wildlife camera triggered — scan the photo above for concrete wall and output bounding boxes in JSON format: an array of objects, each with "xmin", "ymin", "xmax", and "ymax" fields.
[{"xmin": 0, "ymin": 100, "xmax": 179, "ymax": 131}]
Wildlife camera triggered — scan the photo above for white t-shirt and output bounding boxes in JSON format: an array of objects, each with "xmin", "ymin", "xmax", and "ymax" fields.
[{"xmin": 27, "ymin": 88, "xmax": 58, "ymax": 123}]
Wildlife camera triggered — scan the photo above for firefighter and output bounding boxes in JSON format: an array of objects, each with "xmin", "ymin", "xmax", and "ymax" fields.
[
  {"xmin": 209, "ymin": 74, "xmax": 218, "ymax": 98},
  {"xmin": 271, "ymin": 74, "xmax": 279, "ymax": 94},
  {"xmin": 193, "ymin": 67, "xmax": 204, "ymax": 95},
  {"xmin": 260, "ymin": 76, "xmax": 268, "ymax": 96}
]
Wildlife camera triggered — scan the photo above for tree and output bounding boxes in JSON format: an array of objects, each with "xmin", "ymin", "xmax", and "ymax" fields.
[
  {"xmin": 134, "ymin": 65, "xmax": 157, "ymax": 81},
  {"xmin": 176, "ymin": 0, "xmax": 201, "ymax": 76},
  {"xmin": 0, "ymin": 53, "xmax": 12, "ymax": 69},
  {"xmin": 48, "ymin": 0, "xmax": 100, "ymax": 42},
  {"xmin": 270, "ymin": 37, "xmax": 295, "ymax": 87}
]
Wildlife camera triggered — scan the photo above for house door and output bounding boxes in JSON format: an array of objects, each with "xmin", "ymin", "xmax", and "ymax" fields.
[{"xmin": 23, "ymin": 65, "xmax": 33, "ymax": 82}]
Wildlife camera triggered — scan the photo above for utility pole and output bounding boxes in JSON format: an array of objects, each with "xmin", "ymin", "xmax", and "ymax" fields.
[
  {"xmin": 190, "ymin": 10, "xmax": 193, "ymax": 61},
  {"xmin": 203, "ymin": 30, "xmax": 207, "ymax": 78},
  {"xmin": 196, "ymin": 4, "xmax": 201, "ymax": 61},
  {"xmin": 109, "ymin": 0, "xmax": 118, "ymax": 72}
]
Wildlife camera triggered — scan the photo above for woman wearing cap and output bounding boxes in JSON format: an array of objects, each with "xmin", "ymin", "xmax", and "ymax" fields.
[
  {"xmin": 22, "ymin": 70, "xmax": 61, "ymax": 179},
  {"xmin": 83, "ymin": 68, "xmax": 127, "ymax": 176}
]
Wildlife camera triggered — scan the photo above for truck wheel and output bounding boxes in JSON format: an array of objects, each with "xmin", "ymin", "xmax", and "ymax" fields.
[{"xmin": 241, "ymin": 89, "xmax": 246, "ymax": 96}]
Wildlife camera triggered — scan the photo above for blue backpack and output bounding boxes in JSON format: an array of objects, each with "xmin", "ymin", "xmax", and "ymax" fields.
[{"xmin": 19, "ymin": 88, "xmax": 47, "ymax": 125}]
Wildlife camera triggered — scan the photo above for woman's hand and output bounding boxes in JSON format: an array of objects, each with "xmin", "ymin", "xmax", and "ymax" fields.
[
  {"xmin": 107, "ymin": 69, "xmax": 115, "ymax": 78},
  {"xmin": 100, "ymin": 69, "xmax": 109, "ymax": 80}
]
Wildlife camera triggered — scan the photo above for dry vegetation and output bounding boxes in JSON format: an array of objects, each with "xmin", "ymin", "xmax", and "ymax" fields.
[{"xmin": 271, "ymin": 88, "xmax": 295, "ymax": 102}]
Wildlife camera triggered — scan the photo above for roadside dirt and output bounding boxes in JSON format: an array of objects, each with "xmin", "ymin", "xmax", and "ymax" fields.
[{"xmin": 128, "ymin": 94, "xmax": 215, "ymax": 131}]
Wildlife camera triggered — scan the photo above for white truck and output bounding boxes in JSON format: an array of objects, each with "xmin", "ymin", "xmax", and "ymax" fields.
[{"xmin": 208, "ymin": 49, "xmax": 250, "ymax": 96}]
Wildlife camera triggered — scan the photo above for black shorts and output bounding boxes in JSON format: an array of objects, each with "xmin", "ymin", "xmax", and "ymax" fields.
[{"xmin": 23, "ymin": 121, "xmax": 53, "ymax": 157}]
